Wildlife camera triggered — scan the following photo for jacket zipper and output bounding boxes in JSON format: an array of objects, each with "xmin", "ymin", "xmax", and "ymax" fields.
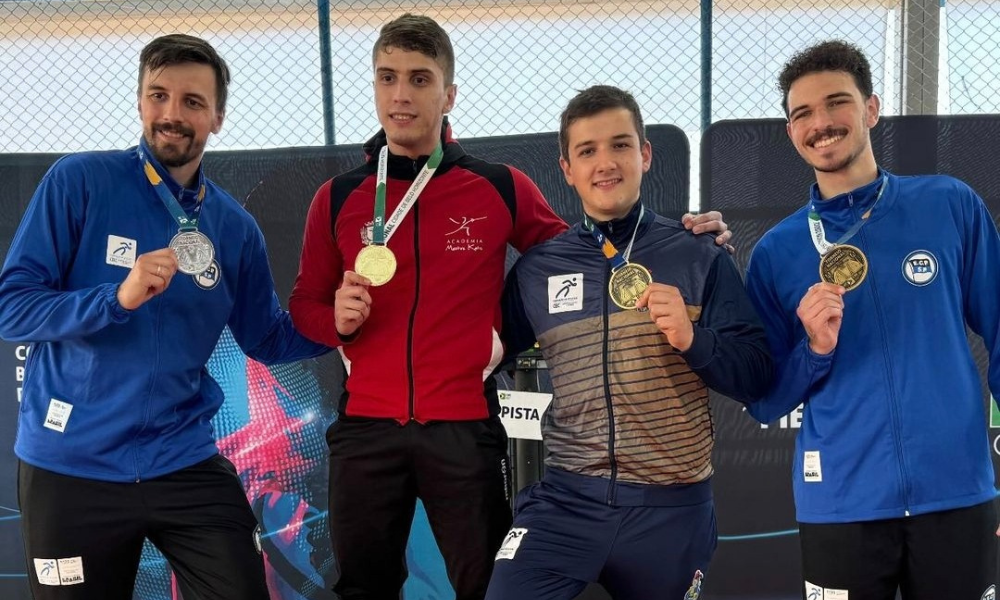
[
  {"xmin": 602, "ymin": 262, "xmax": 618, "ymax": 505},
  {"xmin": 406, "ymin": 169, "xmax": 421, "ymax": 421},
  {"xmin": 858, "ymin": 225, "xmax": 911, "ymax": 516}
]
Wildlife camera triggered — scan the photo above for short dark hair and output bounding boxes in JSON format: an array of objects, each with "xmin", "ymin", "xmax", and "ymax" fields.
[
  {"xmin": 778, "ymin": 40, "xmax": 873, "ymax": 116},
  {"xmin": 372, "ymin": 14, "xmax": 455, "ymax": 86},
  {"xmin": 139, "ymin": 34, "xmax": 231, "ymax": 113},
  {"xmin": 559, "ymin": 85, "xmax": 646, "ymax": 161}
]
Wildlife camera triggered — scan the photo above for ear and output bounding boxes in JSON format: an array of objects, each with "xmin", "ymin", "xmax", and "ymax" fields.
[
  {"xmin": 211, "ymin": 110, "xmax": 225, "ymax": 135},
  {"xmin": 559, "ymin": 156, "xmax": 573, "ymax": 186},
  {"xmin": 640, "ymin": 140, "xmax": 652, "ymax": 173},
  {"xmin": 443, "ymin": 84, "xmax": 457, "ymax": 114},
  {"xmin": 786, "ymin": 120, "xmax": 793, "ymax": 140},
  {"xmin": 865, "ymin": 94, "xmax": 880, "ymax": 128}
]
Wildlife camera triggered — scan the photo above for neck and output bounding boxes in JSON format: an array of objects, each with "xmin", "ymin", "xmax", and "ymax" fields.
[
  {"xmin": 815, "ymin": 154, "xmax": 879, "ymax": 200},
  {"xmin": 386, "ymin": 138, "xmax": 439, "ymax": 160},
  {"xmin": 586, "ymin": 200, "xmax": 639, "ymax": 223},
  {"xmin": 167, "ymin": 162, "xmax": 201, "ymax": 190}
]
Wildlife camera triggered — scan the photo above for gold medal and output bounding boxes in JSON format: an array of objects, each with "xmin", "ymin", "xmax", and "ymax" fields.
[
  {"xmin": 355, "ymin": 244, "xmax": 396, "ymax": 286},
  {"xmin": 819, "ymin": 244, "xmax": 868, "ymax": 291},
  {"xmin": 608, "ymin": 262, "xmax": 653, "ymax": 310}
]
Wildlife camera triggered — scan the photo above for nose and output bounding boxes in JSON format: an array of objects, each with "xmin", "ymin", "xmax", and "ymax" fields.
[
  {"xmin": 595, "ymin": 148, "xmax": 616, "ymax": 171},
  {"xmin": 391, "ymin": 81, "xmax": 412, "ymax": 104},
  {"xmin": 161, "ymin": 96, "xmax": 185, "ymax": 122}
]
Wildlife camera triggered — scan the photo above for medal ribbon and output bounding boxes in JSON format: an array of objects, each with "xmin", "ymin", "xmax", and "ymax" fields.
[
  {"xmin": 808, "ymin": 175, "xmax": 887, "ymax": 255},
  {"xmin": 583, "ymin": 205, "xmax": 645, "ymax": 271},
  {"xmin": 372, "ymin": 143, "xmax": 444, "ymax": 245},
  {"xmin": 138, "ymin": 145, "xmax": 206, "ymax": 232}
]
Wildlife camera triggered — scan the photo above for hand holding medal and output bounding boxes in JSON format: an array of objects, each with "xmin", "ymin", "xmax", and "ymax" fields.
[
  {"xmin": 116, "ymin": 248, "xmax": 179, "ymax": 310},
  {"xmin": 635, "ymin": 283, "xmax": 695, "ymax": 351},
  {"xmin": 334, "ymin": 271, "xmax": 373, "ymax": 337},
  {"xmin": 796, "ymin": 282, "xmax": 845, "ymax": 355}
]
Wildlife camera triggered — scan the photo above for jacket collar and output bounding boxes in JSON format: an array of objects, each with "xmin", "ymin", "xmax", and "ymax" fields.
[{"xmin": 361, "ymin": 117, "xmax": 464, "ymax": 180}]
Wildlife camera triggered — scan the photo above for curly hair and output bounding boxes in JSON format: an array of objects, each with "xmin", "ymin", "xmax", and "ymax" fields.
[{"xmin": 778, "ymin": 40, "xmax": 873, "ymax": 116}]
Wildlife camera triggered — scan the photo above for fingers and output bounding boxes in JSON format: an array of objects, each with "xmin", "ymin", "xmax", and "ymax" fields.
[
  {"xmin": 335, "ymin": 271, "xmax": 374, "ymax": 336},
  {"xmin": 683, "ymin": 211, "xmax": 729, "ymax": 236},
  {"xmin": 341, "ymin": 270, "xmax": 372, "ymax": 289},
  {"xmin": 117, "ymin": 249, "xmax": 180, "ymax": 310}
]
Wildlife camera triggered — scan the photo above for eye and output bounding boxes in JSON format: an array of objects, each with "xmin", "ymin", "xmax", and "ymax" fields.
[
  {"xmin": 412, "ymin": 75, "xmax": 429, "ymax": 86},
  {"xmin": 577, "ymin": 148, "xmax": 594, "ymax": 158},
  {"xmin": 378, "ymin": 73, "xmax": 395, "ymax": 84},
  {"xmin": 792, "ymin": 110, "xmax": 810, "ymax": 122},
  {"xmin": 186, "ymin": 98, "xmax": 205, "ymax": 109}
]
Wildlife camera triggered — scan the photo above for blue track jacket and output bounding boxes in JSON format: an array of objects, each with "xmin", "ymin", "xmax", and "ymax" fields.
[
  {"xmin": 0, "ymin": 140, "xmax": 327, "ymax": 482},
  {"xmin": 745, "ymin": 171, "xmax": 1000, "ymax": 523}
]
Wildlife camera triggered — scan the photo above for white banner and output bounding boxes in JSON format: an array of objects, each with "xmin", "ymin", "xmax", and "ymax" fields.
[{"xmin": 498, "ymin": 390, "xmax": 551, "ymax": 441}]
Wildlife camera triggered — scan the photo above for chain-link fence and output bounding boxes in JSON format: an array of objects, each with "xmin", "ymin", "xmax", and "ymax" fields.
[{"xmin": 1, "ymin": 0, "xmax": 997, "ymax": 154}]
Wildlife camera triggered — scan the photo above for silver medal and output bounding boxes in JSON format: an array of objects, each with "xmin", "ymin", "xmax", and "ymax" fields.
[{"xmin": 169, "ymin": 230, "xmax": 215, "ymax": 275}]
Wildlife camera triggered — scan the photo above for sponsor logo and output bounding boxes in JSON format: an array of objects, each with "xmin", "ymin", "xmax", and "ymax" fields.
[
  {"xmin": 106, "ymin": 235, "xmax": 137, "ymax": 268},
  {"xmin": 548, "ymin": 274, "xmax": 583, "ymax": 313},
  {"xmin": 982, "ymin": 584, "xmax": 996, "ymax": 600},
  {"xmin": 495, "ymin": 527, "xmax": 528, "ymax": 561},
  {"xmin": 901, "ymin": 250, "xmax": 938, "ymax": 286}
]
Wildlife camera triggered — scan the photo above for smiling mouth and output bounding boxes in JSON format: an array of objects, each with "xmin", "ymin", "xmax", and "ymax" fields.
[
  {"xmin": 594, "ymin": 178, "xmax": 621, "ymax": 189},
  {"xmin": 813, "ymin": 134, "xmax": 845, "ymax": 149},
  {"xmin": 389, "ymin": 114, "xmax": 416, "ymax": 122}
]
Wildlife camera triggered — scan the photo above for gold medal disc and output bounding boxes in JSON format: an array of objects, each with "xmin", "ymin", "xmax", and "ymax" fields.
[
  {"xmin": 355, "ymin": 244, "xmax": 397, "ymax": 286},
  {"xmin": 819, "ymin": 244, "xmax": 868, "ymax": 291},
  {"xmin": 608, "ymin": 262, "xmax": 653, "ymax": 310}
]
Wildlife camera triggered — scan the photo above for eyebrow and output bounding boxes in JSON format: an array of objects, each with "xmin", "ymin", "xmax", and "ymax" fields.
[
  {"xmin": 145, "ymin": 83, "xmax": 209, "ymax": 104},
  {"xmin": 376, "ymin": 67, "xmax": 435, "ymax": 78},
  {"xmin": 571, "ymin": 133, "xmax": 635, "ymax": 152},
  {"xmin": 789, "ymin": 91, "xmax": 853, "ymax": 120}
]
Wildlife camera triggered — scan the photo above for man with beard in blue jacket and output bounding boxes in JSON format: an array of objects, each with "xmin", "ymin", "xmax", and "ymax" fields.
[
  {"xmin": 0, "ymin": 34, "xmax": 327, "ymax": 600},
  {"xmin": 745, "ymin": 40, "xmax": 1000, "ymax": 600}
]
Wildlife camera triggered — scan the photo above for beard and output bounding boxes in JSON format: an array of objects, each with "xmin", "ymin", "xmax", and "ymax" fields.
[
  {"xmin": 144, "ymin": 123, "xmax": 203, "ymax": 168},
  {"xmin": 805, "ymin": 126, "xmax": 868, "ymax": 174}
]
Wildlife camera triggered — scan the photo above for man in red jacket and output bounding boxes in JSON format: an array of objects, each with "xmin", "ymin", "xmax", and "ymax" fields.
[{"xmin": 290, "ymin": 13, "xmax": 730, "ymax": 600}]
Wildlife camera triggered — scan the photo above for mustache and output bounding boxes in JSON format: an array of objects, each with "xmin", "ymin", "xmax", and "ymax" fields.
[
  {"xmin": 807, "ymin": 127, "xmax": 848, "ymax": 146},
  {"xmin": 153, "ymin": 123, "xmax": 195, "ymax": 138}
]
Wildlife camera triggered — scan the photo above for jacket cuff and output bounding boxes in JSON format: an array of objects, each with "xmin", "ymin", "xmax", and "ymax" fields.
[{"xmin": 680, "ymin": 326, "xmax": 715, "ymax": 369}]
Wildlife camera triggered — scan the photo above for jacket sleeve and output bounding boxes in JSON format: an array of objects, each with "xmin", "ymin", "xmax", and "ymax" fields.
[
  {"xmin": 679, "ymin": 251, "xmax": 773, "ymax": 403},
  {"xmin": 507, "ymin": 167, "xmax": 568, "ymax": 252},
  {"xmin": 228, "ymin": 222, "xmax": 329, "ymax": 364},
  {"xmin": 0, "ymin": 158, "xmax": 131, "ymax": 342},
  {"xmin": 743, "ymin": 242, "xmax": 833, "ymax": 423},
  {"xmin": 958, "ymin": 183, "xmax": 1000, "ymax": 401},
  {"xmin": 500, "ymin": 260, "xmax": 537, "ymax": 364},
  {"xmin": 289, "ymin": 180, "xmax": 352, "ymax": 348}
]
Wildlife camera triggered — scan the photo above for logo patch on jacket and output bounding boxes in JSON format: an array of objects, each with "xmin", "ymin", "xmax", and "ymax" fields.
[
  {"xmin": 901, "ymin": 250, "xmax": 938, "ymax": 286},
  {"xmin": 445, "ymin": 216, "xmax": 487, "ymax": 252},
  {"xmin": 106, "ymin": 235, "xmax": 137, "ymax": 268},
  {"xmin": 193, "ymin": 260, "xmax": 221, "ymax": 290},
  {"xmin": 548, "ymin": 274, "xmax": 583, "ymax": 313},
  {"xmin": 495, "ymin": 528, "xmax": 528, "ymax": 560}
]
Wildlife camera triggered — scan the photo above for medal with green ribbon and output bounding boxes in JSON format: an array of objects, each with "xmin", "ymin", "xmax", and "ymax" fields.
[
  {"xmin": 808, "ymin": 175, "xmax": 886, "ymax": 292},
  {"xmin": 355, "ymin": 143, "xmax": 444, "ymax": 286}
]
